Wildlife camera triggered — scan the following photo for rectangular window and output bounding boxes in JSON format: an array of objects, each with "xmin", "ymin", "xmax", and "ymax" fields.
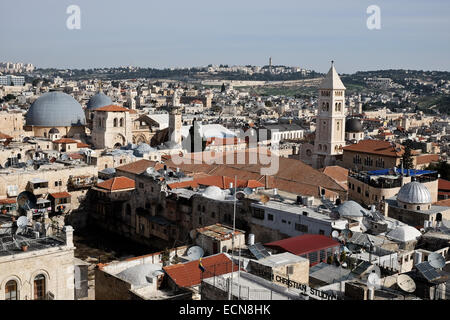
[
  {"xmin": 319, "ymin": 229, "xmax": 324, "ymax": 235},
  {"xmin": 268, "ymin": 214, "xmax": 274, "ymax": 221},
  {"xmin": 252, "ymin": 207, "xmax": 265, "ymax": 220},
  {"xmin": 282, "ymin": 219, "xmax": 286, "ymax": 224},
  {"xmin": 295, "ymin": 223, "xmax": 308, "ymax": 232}
]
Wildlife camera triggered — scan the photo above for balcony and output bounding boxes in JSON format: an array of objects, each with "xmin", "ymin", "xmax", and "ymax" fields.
[
  {"xmin": 26, "ymin": 179, "xmax": 49, "ymax": 196},
  {"xmin": 68, "ymin": 175, "xmax": 97, "ymax": 190}
]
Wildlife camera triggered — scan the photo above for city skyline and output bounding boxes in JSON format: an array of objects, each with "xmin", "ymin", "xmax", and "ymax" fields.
[{"xmin": 1, "ymin": 0, "xmax": 449, "ymax": 73}]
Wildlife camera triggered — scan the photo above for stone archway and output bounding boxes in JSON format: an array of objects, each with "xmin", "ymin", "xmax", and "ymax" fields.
[
  {"xmin": 133, "ymin": 134, "xmax": 147, "ymax": 145},
  {"xmin": 112, "ymin": 134, "xmax": 126, "ymax": 148}
]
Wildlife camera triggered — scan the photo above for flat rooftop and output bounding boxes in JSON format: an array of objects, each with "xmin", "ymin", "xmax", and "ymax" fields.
[{"xmin": 0, "ymin": 229, "xmax": 65, "ymax": 257}]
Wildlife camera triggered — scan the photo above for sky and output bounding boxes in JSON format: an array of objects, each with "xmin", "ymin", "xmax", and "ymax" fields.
[{"xmin": 0, "ymin": 0, "xmax": 449, "ymax": 73}]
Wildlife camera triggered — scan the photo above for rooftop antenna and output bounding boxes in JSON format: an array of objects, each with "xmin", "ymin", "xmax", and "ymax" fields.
[{"xmin": 228, "ymin": 175, "xmax": 238, "ymax": 300}]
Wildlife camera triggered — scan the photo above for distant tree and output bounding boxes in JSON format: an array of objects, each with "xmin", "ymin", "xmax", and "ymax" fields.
[
  {"xmin": 221, "ymin": 83, "xmax": 226, "ymax": 92},
  {"xmin": 425, "ymin": 161, "xmax": 450, "ymax": 180},
  {"xmin": 402, "ymin": 146, "xmax": 414, "ymax": 169},
  {"xmin": 265, "ymin": 101, "xmax": 273, "ymax": 108}
]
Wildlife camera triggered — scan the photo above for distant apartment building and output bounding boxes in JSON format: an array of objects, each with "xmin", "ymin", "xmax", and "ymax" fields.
[{"xmin": 0, "ymin": 75, "xmax": 25, "ymax": 86}]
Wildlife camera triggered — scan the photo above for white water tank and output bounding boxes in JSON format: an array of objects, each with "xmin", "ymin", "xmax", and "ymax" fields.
[
  {"xmin": 248, "ymin": 234, "xmax": 255, "ymax": 246},
  {"xmin": 414, "ymin": 251, "xmax": 423, "ymax": 264},
  {"xmin": 367, "ymin": 287, "xmax": 375, "ymax": 300}
]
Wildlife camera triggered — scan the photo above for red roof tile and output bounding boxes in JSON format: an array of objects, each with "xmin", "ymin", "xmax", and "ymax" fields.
[
  {"xmin": 53, "ymin": 138, "xmax": 78, "ymax": 144},
  {"xmin": 265, "ymin": 234, "xmax": 339, "ymax": 256},
  {"xmin": 0, "ymin": 132, "xmax": 13, "ymax": 140},
  {"xmin": 49, "ymin": 192, "xmax": 71, "ymax": 199},
  {"xmin": 163, "ymin": 253, "xmax": 237, "ymax": 288},
  {"xmin": 0, "ymin": 198, "xmax": 16, "ymax": 204},
  {"xmin": 342, "ymin": 140, "xmax": 404, "ymax": 157},
  {"xmin": 438, "ymin": 178, "xmax": 450, "ymax": 192},
  {"xmin": 96, "ymin": 176, "xmax": 135, "ymax": 191},
  {"xmin": 416, "ymin": 154, "xmax": 439, "ymax": 165},
  {"xmin": 96, "ymin": 105, "xmax": 130, "ymax": 112}
]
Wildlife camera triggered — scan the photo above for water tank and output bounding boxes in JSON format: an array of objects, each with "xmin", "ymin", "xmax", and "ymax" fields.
[
  {"xmin": 248, "ymin": 234, "xmax": 255, "ymax": 246},
  {"xmin": 367, "ymin": 287, "xmax": 375, "ymax": 300},
  {"xmin": 414, "ymin": 251, "xmax": 423, "ymax": 264}
]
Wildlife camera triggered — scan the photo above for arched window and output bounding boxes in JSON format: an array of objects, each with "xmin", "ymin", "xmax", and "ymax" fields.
[
  {"xmin": 319, "ymin": 144, "xmax": 322, "ymax": 151},
  {"xmin": 113, "ymin": 118, "xmax": 118, "ymax": 127},
  {"xmin": 34, "ymin": 274, "xmax": 46, "ymax": 300},
  {"xmin": 120, "ymin": 118, "xmax": 124, "ymax": 127},
  {"xmin": 5, "ymin": 280, "xmax": 18, "ymax": 300}
]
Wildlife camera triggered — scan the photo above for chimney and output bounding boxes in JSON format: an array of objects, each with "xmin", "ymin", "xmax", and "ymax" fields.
[{"xmin": 64, "ymin": 225, "xmax": 74, "ymax": 248}]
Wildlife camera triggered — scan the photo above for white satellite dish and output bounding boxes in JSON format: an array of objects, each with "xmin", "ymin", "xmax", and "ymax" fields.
[
  {"xmin": 17, "ymin": 216, "xmax": 28, "ymax": 229},
  {"xmin": 367, "ymin": 271, "xmax": 381, "ymax": 289},
  {"xmin": 187, "ymin": 246, "xmax": 204, "ymax": 261},
  {"xmin": 331, "ymin": 230, "xmax": 340, "ymax": 239},
  {"xmin": 428, "ymin": 252, "xmax": 446, "ymax": 269},
  {"xmin": 146, "ymin": 167, "xmax": 156, "ymax": 175},
  {"xmin": 397, "ymin": 274, "xmax": 416, "ymax": 293}
]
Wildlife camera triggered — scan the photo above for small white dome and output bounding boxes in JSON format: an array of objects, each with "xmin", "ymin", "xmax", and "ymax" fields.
[
  {"xmin": 202, "ymin": 186, "xmax": 225, "ymax": 201},
  {"xmin": 116, "ymin": 264, "xmax": 162, "ymax": 286},
  {"xmin": 386, "ymin": 225, "xmax": 421, "ymax": 242},
  {"xmin": 397, "ymin": 181, "xmax": 431, "ymax": 204}
]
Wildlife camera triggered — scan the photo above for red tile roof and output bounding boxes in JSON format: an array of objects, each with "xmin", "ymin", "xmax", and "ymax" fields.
[
  {"xmin": 96, "ymin": 105, "xmax": 130, "ymax": 112},
  {"xmin": 319, "ymin": 166, "xmax": 349, "ymax": 190},
  {"xmin": 265, "ymin": 234, "xmax": 339, "ymax": 256},
  {"xmin": 438, "ymin": 178, "xmax": 450, "ymax": 192},
  {"xmin": 96, "ymin": 176, "xmax": 135, "ymax": 191},
  {"xmin": 163, "ymin": 253, "xmax": 237, "ymax": 288},
  {"xmin": 77, "ymin": 142, "xmax": 90, "ymax": 148},
  {"xmin": 49, "ymin": 192, "xmax": 71, "ymax": 199},
  {"xmin": 68, "ymin": 153, "xmax": 84, "ymax": 160},
  {"xmin": 342, "ymin": 140, "xmax": 404, "ymax": 157},
  {"xmin": 0, "ymin": 198, "xmax": 16, "ymax": 204},
  {"xmin": 0, "ymin": 132, "xmax": 13, "ymax": 140},
  {"xmin": 116, "ymin": 159, "xmax": 158, "ymax": 175},
  {"xmin": 434, "ymin": 199, "xmax": 450, "ymax": 207},
  {"xmin": 53, "ymin": 138, "xmax": 78, "ymax": 144},
  {"xmin": 416, "ymin": 154, "xmax": 439, "ymax": 165},
  {"xmin": 168, "ymin": 176, "xmax": 264, "ymax": 190}
]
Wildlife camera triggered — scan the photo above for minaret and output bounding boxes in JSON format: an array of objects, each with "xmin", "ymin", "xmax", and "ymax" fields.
[
  {"xmin": 269, "ymin": 57, "xmax": 272, "ymax": 74},
  {"xmin": 312, "ymin": 61, "xmax": 346, "ymax": 169},
  {"xmin": 169, "ymin": 107, "xmax": 182, "ymax": 145}
]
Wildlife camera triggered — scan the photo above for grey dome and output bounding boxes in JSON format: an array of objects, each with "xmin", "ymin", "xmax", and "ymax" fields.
[
  {"xmin": 386, "ymin": 225, "xmax": 421, "ymax": 242},
  {"xmin": 334, "ymin": 200, "xmax": 367, "ymax": 218},
  {"xmin": 203, "ymin": 186, "xmax": 226, "ymax": 201},
  {"xmin": 133, "ymin": 143, "xmax": 156, "ymax": 157},
  {"xmin": 26, "ymin": 92, "xmax": 86, "ymax": 127},
  {"xmin": 397, "ymin": 181, "xmax": 431, "ymax": 204},
  {"xmin": 86, "ymin": 92, "xmax": 112, "ymax": 110},
  {"xmin": 49, "ymin": 128, "xmax": 60, "ymax": 134},
  {"xmin": 345, "ymin": 118, "xmax": 363, "ymax": 133}
]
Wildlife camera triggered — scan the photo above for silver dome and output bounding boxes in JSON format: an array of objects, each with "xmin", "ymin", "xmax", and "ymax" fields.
[
  {"xmin": 334, "ymin": 200, "xmax": 367, "ymax": 218},
  {"xmin": 397, "ymin": 181, "xmax": 431, "ymax": 204},
  {"xmin": 86, "ymin": 92, "xmax": 112, "ymax": 110},
  {"xmin": 26, "ymin": 92, "xmax": 86, "ymax": 127}
]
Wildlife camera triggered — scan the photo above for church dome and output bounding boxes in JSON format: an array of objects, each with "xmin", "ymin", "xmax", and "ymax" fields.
[
  {"xmin": 48, "ymin": 128, "xmax": 60, "ymax": 134},
  {"xmin": 86, "ymin": 92, "xmax": 113, "ymax": 110},
  {"xmin": 345, "ymin": 118, "xmax": 363, "ymax": 133},
  {"xmin": 397, "ymin": 181, "xmax": 432, "ymax": 204},
  {"xmin": 116, "ymin": 264, "xmax": 162, "ymax": 286},
  {"xmin": 26, "ymin": 92, "xmax": 86, "ymax": 127}
]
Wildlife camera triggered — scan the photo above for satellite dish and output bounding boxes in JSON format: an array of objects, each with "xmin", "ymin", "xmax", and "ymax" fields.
[
  {"xmin": 428, "ymin": 252, "xmax": 446, "ymax": 269},
  {"xmin": 243, "ymin": 187, "xmax": 253, "ymax": 195},
  {"xmin": 187, "ymin": 246, "xmax": 204, "ymax": 261},
  {"xmin": 397, "ymin": 274, "xmax": 416, "ymax": 293},
  {"xmin": 146, "ymin": 167, "xmax": 156, "ymax": 175},
  {"xmin": 33, "ymin": 163, "xmax": 40, "ymax": 170},
  {"xmin": 16, "ymin": 191, "xmax": 37, "ymax": 210},
  {"xmin": 342, "ymin": 229, "xmax": 353, "ymax": 241},
  {"xmin": 17, "ymin": 216, "xmax": 29, "ymax": 229},
  {"xmin": 260, "ymin": 194, "xmax": 270, "ymax": 204},
  {"xmin": 367, "ymin": 271, "xmax": 381, "ymax": 289},
  {"xmin": 61, "ymin": 154, "xmax": 69, "ymax": 161},
  {"xmin": 189, "ymin": 229, "xmax": 197, "ymax": 240},
  {"xmin": 236, "ymin": 191, "xmax": 245, "ymax": 200},
  {"xmin": 26, "ymin": 160, "xmax": 33, "ymax": 166},
  {"xmin": 331, "ymin": 230, "xmax": 340, "ymax": 239}
]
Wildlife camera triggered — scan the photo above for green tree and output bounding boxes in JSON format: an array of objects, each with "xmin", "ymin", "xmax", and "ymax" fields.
[
  {"xmin": 402, "ymin": 146, "xmax": 414, "ymax": 169},
  {"xmin": 221, "ymin": 83, "xmax": 226, "ymax": 92}
]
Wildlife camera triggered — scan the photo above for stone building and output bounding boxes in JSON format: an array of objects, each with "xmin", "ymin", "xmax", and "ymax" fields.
[{"xmin": 0, "ymin": 222, "xmax": 76, "ymax": 300}]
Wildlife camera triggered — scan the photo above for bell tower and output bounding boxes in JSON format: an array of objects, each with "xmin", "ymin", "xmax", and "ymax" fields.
[{"xmin": 312, "ymin": 61, "xmax": 346, "ymax": 169}]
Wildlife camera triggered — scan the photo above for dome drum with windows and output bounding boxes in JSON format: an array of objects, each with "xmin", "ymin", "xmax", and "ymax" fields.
[{"xmin": 25, "ymin": 92, "xmax": 86, "ymax": 138}]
